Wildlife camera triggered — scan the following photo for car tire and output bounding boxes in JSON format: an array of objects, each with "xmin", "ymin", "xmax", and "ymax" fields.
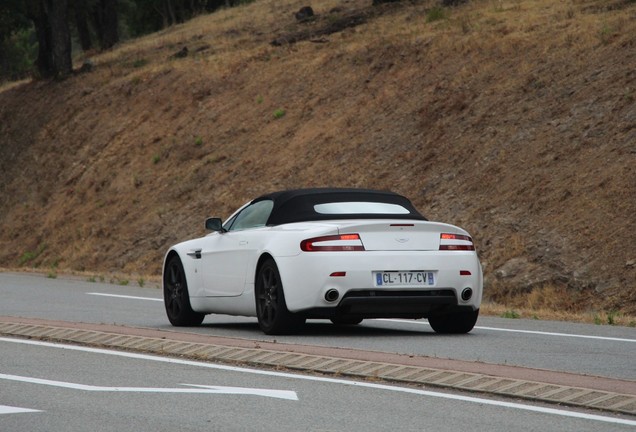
[
  {"xmin": 330, "ymin": 317, "xmax": 363, "ymax": 326},
  {"xmin": 255, "ymin": 259, "xmax": 305, "ymax": 335},
  {"xmin": 163, "ymin": 254, "xmax": 205, "ymax": 326},
  {"xmin": 428, "ymin": 309, "xmax": 479, "ymax": 334}
]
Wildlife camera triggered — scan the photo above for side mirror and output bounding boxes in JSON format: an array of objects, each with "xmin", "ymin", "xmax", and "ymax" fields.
[{"xmin": 205, "ymin": 217, "xmax": 225, "ymax": 232}]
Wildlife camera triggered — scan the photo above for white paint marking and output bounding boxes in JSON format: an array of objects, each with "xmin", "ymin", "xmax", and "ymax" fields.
[
  {"xmin": 0, "ymin": 373, "xmax": 297, "ymax": 401},
  {"xmin": 475, "ymin": 325, "xmax": 636, "ymax": 343},
  {"xmin": 0, "ymin": 405, "xmax": 42, "ymax": 415},
  {"xmin": 87, "ymin": 292, "xmax": 635, "ymax": 344},
  {"xmin": 86, "ymin": 292, "xmax": 162, "ymax": 302},
  {"xmin": 376, "ymin": 319, "xmax": 636, "ymax": 343},
  {"xmin": 1, "ymin": 337, "xmax": 634, "ymax": 427}
]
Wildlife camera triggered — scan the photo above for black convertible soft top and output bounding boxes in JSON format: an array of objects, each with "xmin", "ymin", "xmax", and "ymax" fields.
[{"xmin": 251, "ymin": 188, "xmax": 427, "ymax": 225}]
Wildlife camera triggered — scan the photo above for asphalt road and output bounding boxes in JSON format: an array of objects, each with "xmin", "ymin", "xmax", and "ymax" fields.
[
  {"xmin": 1, "ymin": 273, "xmax": 634, "ymax": 381},
  {"xmin": 2, "ymin": 336, "xmax": 634, "ymax": 432}
]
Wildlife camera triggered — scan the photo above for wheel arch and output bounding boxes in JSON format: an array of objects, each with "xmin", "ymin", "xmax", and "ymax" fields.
[
  {"xmin": 163, "ymin": 248, "xmax": 198, "ymax": 294},
  {"xmin": 162, "ymin": 248, "xmax": 205, "ymax": 326},
  {"xmin": 162, "ymin": 249, "xmax": 181, "ymax": 280},
  {"xmin": 254, "ymin": 252, "xmax": 276, "ymax": 285},
  {"xmin": 254, "ymin": 252, "xmax": 300, "ymax": 316},
  {"xmin": 164, "ymin": 249, "xmax": 180, "ymax": 265}
]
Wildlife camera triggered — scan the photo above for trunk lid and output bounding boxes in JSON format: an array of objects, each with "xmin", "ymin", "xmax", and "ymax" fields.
[{"xmin": 337, "ymin": 220, "xmax": 465, "ymax": 251}]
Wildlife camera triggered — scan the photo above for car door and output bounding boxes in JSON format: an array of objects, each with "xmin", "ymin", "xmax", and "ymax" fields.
[{"xmin": 199, "ymin": 199, "xmax": 273, "ymax": 297}]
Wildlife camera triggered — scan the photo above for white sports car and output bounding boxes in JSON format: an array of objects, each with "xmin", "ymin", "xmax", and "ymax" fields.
[{"xmin": 163, "ymin": 188, "xmax": 483, "ymax": 335}]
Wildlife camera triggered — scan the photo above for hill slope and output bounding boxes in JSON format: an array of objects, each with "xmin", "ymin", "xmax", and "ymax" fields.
[{"xmin": 1, "ymin": 0, "xmax": 634, "ymax": 314}]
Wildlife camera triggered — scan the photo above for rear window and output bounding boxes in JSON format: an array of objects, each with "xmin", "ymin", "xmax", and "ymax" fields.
[{"xmin": 314, "ymin": 202, "xmax": 411, "ymax": 215}]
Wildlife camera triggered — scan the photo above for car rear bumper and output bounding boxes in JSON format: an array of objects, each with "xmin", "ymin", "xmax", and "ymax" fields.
[
  {"xmin": 275, "ymin": 250, "xmax": 483, "ymax": 315},
  {"xmin": 306, "ymin": 289, "xmax": 467, "ymax": 320}
]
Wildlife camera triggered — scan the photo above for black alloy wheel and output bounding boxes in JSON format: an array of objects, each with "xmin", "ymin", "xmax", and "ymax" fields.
[
  {"xmin": 255, "ymin": 259, "xmax": 305, "ymax": 335},
  {"xmin": 428, "ymin": 309, "xmax": 479, "ymax": 334},
  {"xmin": 163, "ymin": 255, "xmax": 205, "ymax": 326}
]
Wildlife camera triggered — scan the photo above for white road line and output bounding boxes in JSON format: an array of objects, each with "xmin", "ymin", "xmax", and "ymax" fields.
[
  {"xmin": 475, "ymin": 325, "xmax": 636, "ymax": 343},
  {"xmin": 376, "ymin": 319, "xmax": 636, "ymax": 343},
  {"xmin": 87, "ymin": 293, "xmax": 635, "ymax": 344},
  {"xmin": 1, "ymin": 337, "xmax": 634, "ymax": 427},
  {"xmin": 0, "ymin": 374, "xmax": 297, "ymax": 400},
  {"xmin": 86, "ymin": 293, "xmax": 162, "ymax": 302},
  {"xmin": 0, "ymin": 404, "xmax": 42, "ymax": 415}
]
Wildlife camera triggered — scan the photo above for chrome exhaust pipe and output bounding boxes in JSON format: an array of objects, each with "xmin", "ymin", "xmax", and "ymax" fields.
[
  {"xmin": 461, "ymin": 288, "xmax": 473, "ymax": 301},
  {"xmin": 324, "ymin": 289, "xmax": 340, "ymax": 302}
]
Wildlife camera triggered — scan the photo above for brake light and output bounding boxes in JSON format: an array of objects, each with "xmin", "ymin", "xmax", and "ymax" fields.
[
  {"xmin": 439, "ymin": 233, "xmax": 475, "ymax": 251},
  {"xmin": 300, "ymin": 234, "xmax": 365, "ymax": 252}
]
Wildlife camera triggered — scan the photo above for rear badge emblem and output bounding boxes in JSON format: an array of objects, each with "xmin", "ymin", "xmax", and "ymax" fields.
[{"xmin": 395, "ymin": 238, "xmax": 410, "ymax": 243}]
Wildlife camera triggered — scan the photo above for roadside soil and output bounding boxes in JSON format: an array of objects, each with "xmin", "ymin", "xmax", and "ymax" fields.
[{"xmin": 0, "ymin": 0, "xmax": 634, "ymax": 315}]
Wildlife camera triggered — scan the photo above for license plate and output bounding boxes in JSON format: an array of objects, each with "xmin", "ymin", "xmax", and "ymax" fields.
[{"xmin": 373, "ymin": 271, "xmax": 434, "ymax": 287}]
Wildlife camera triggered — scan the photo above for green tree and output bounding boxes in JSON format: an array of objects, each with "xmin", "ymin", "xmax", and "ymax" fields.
[{"xmin": 0, "ymin": 0, "xmax": 247, "ymax": 82}]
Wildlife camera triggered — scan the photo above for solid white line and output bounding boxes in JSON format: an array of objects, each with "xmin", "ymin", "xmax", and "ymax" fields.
[
  {"xmin": 1, "ymin": 337, "xmax": 634, "ymax": 427},
  {"xmin": 0, "ymin": 373, "xmax": 297, "ymax": 400},
  {"xmin": 376, "ymin": 319, "xmax": 636, "ymax": 343},
  {"xmin": 86, "ymin": 292, "xmax": 163, "ymax": 302},
  {"xmin": 475, "ymin": 325, "xmax": 636, "ymax": 343},
  {"xmin": 0, "ymin": 404, "xmax": 42, "ymax": 415}
]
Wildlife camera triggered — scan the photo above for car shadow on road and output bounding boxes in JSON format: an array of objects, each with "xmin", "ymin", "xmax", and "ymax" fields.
[{"xmin": 196, "ymin": 320, "xmax": 452, "ymax": 338}]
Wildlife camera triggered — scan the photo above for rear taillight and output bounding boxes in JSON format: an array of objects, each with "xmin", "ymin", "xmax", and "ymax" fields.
[
  {"xmin": 300, "ymin": 234, "xmax": 365, "ymax": 252},
  {"xmin": 439, "ymin": 233, "xmax": 475, "ymax": 251}
]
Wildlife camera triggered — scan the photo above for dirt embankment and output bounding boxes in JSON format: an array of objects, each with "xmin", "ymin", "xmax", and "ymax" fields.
[{"xmin": 0, "ymin": 0, "xmax": 634, "ymax": 314}]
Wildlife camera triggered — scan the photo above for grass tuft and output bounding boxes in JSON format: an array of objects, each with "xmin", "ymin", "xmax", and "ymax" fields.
[
  {"xmin": 426, "ymin": 6, "xmax": 446, "ymax": 23},
  {"xmin": 131, "ymin": 58, "xmax": 149, "ymax": 68},
  {"xmin": 501, "ymin": 310, "xmax": 520, "ymax": 319}
]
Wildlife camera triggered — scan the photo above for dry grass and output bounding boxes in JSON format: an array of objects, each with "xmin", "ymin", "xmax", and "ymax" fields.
[
  {"xmin": 1, "ymin": 0, "xmax": 635, "ymax": 317},
  {"xmin": 482, "ymin": 301, "xmax": 636, "ymax": 327},
  {"xmin": 0, "ymin": 78, "xmax": 31, "ymax": 93}
]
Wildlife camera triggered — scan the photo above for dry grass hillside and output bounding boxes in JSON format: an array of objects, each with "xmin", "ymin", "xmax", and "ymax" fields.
[{"xmin": 0, "ymin": 0, "xmax": 634, "ymax": 318}]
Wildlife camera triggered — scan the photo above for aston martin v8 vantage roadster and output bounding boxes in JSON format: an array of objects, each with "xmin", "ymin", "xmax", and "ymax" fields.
[{"xmin": 163, "ymin": 188, "xmax": 482, "ymax": 335}]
